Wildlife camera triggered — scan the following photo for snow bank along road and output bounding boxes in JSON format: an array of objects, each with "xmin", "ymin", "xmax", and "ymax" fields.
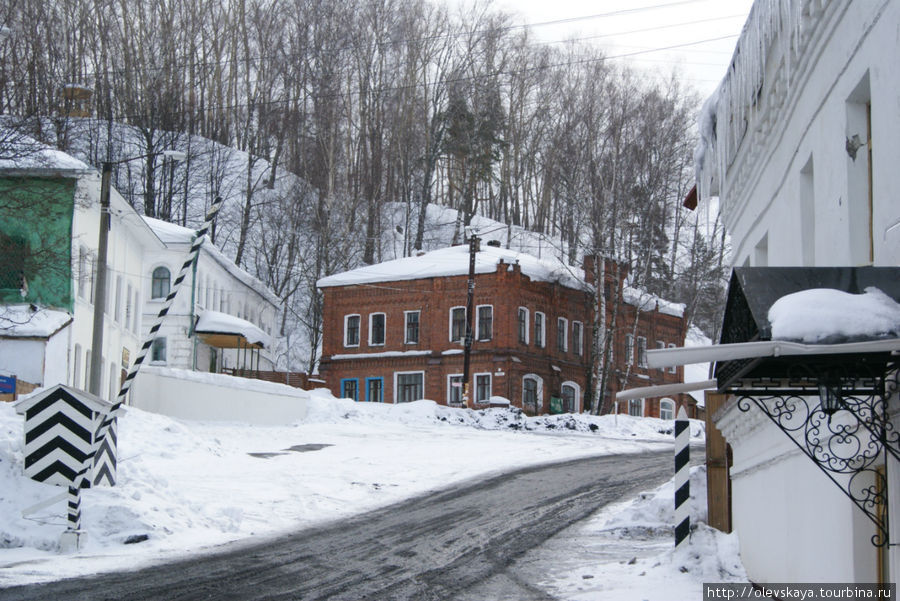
[{"xmin": 1, "ymin": 450, "xmax": 673, "ymax": 601}]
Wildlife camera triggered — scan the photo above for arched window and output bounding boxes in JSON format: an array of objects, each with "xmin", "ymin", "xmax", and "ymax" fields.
[
  {"xmin": 659, "ymin": 398, "xmax": 675, "ymax": 420},
  {"xmin": 151, "ymin": 266, "xmax": 171, "ymax": 299}
]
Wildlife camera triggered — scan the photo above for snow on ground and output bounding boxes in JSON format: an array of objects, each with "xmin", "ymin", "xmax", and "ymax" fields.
[
  {"xmin": 527, "ymin": 465, "xmax": 747, "ymax": 600},
  {"xmin": 0, "ymin": 391, "xmax": 708, "ymax": 589}
]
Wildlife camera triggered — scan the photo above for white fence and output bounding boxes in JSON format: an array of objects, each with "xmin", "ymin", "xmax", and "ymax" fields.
[{"xmin": 130, "ymin": 366, "xmax": 309, "ymax": 425}]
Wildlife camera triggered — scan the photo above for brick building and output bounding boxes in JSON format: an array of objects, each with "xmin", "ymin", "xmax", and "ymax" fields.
[{"xmin": 317, "ymin": 244, "xmax": 695, "ymax": 417}]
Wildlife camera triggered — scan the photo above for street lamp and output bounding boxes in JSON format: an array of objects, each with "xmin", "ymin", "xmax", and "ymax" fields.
[
  {"xmin": 817, "ymin": 374, "xmax": 844, "ymax": 416},
  {"xmin": 88, "ymin": 150, "xmax": 186, "ymax": 396}
]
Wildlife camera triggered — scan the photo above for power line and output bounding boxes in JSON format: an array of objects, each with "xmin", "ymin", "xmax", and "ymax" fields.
[{"xmin": 102, "ymin": 33, "xmax": 738, "ymax": 124}]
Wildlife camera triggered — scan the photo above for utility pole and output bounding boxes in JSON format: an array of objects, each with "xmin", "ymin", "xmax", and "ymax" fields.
[
  {"xmin": 88, "ymin": 151, "xmax": 186, "ymax": 397},
  {"xmin": 88, "ymin": 162, "xmax": 113, "ymax": 396},
  {"xmin": 461, "ymin": 231, "xmax": 479, "ymax": 408}
]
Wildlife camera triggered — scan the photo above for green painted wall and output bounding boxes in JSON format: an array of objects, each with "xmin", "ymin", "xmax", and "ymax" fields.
[{"xmin": 0, "ymin": 176, "xmax": 76, "ymax": 310}]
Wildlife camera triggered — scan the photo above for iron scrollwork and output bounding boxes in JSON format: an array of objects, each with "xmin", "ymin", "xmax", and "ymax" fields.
[{"xmin": 733, "ymin": 364, "xmax": 898, "ymax": 547}]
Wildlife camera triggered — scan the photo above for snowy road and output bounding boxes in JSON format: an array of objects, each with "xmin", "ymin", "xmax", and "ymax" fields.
[{"xmin": 0, "ymin": 450, "xmax": 673, "ymax": 601}]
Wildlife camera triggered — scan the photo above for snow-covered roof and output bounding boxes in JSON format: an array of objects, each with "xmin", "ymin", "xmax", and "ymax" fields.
[
  {"xmin": 0, "ymin": 132, "xmax": 90, "ymax": 173},
  {"xmin": 317, "ymin": 244, "xmax": 587, "ymax": 291},
  {"xmin": 142, "ymin": 216, "xmax": 280, "ymax": 307},
  {"xmin": 195, "ymin": 309, "xmax": 270, "ymax": 348},
  {"xmin": 622, "ymin": 287, "xmax": 686, "ymax": 318},
  {"xmin": 0, "ymin": 305, "xmax": 72, "ymax": 338}
]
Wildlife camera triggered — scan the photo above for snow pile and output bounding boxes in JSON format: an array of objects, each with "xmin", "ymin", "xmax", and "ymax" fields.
[
  {"xmin": 535, "ymin": 465, "xmax": 746, "ymax": 600},
  {"xmin": 305, "ymin": 392, "xmax": 705, "ymax": 440},
  {"xmin": 768, "ymin": 286, "xmax": 900, "ymax": 343}
]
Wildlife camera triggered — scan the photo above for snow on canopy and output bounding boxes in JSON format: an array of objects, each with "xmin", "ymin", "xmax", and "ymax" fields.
[
  {"xmin": 317, "ymin": 244, "xmax": 587, "ymax": 291},
  {"xmin": 194, "ymin": 309, "xmax": 270, "ymax": 348},
  {"xmin": 768, "ymin": 286, "xmax": 900, "ymax": 343},
  {"xmin": 142, "ymin": 216, "xmax": 280, "ymax": 307},
  {"xmin": 0, "ymin": 305, "xmax": 72, "ymax": 338}
]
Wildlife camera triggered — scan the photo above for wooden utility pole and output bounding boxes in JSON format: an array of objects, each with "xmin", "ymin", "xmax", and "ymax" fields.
[{"xmin": 461, "ymin": 233, "xmax": 479, "ymax": 407}]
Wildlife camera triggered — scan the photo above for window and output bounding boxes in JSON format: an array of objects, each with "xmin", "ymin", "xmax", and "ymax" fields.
[
  {"xmin": 396, "ymin": 372, "xmax": 424, "ymax": 403},
  {"xmin": 369, "ymin": 313, "xmax": 386, "ymax": 346},
  {"xmin": 535, "ymin": 312, "xmax": 545, "ymax": 348},
  {"xmin": 625, "ymin": 334, "xmax": 634, "ymax": 365},
  {"xmin": 0, "ymin": 232, "xmax": 27, "ymax": 292},
  {"xmin": 151, "ymin": 266, "xmax": 171, "ymax": 299},
  {"xmin": 628, "ymin": 398, "xmax": 643, "ymax": 417},
  {"xmin": 476, "ymin": 305, "xmax": 493, "ymax": 341},
  {"xmin": 114, "ymin": 276, "xmax": 123, "ymax": 323},
  {"xmin": 523, "ymin": 375, "xmax": 541, "ymax": 413},
  {"xmin": 557, "ymin": 317, "xmax": 568, "ymax": 352},
  {"xmin": 405, "ymin": 311, "xmax": 420, "ymax": 344},
  {"xmin": 109, "ymin": 362, "xmax": 117, "ymax": 402},
  {"xmin": 448, "ymin": 374, "xmax": 464, "ymax": 405},
  {"xmin": 344, "ymin": 314, "xmax": 361, "ymax": 347},
  {"xmin": 85, "ymin": 350, "xmax": 91, "ymax": 390},
  {"xmin": 150, "ymin": 337, "xmax": 167, "ymax": 363},
  {"xmin": 637, "ymin": 336, "xmax": 647, "ymax": 368},
  {"xmin": 561, "ymin": 383, "xmax": 578, "ymax": 413},
  {"xmin": 573, "ymin": 321, "xmax": 583, "ymax": 356},
  {"xmin": 132, "ymin": 288, "xmax": 141, "ymax": 333},
  {"xmin": 341, "ymin": 378, "xmax": 359, "ymax": 401},
  {"xmin": 77, "ymin": 247, "xmax": 89, "ymax": 299},
  {"xmin": 475, "ymin": 373, "xmax": 491, "ymax": 403},
  {"xmin": 366, "ymin": 378, "xmax": 383, "ymax": 403},
  {"xmin": 656, "ymin": 341, "xmax": 666, "ymax": 372},
  {"xmin": 659, "ymin": 399, "xmax": 675, "ymax": 420},
  {"xmin": 668, "ymin": 344, "xmax": 677, "ymax": 374},
  {"xmin": 126, "ymin": 283, "xmax": 133, "ymax": 331},
  {"xmin": 517, "ymin": 307, "xmax": 529, "ymax": 344},
  {"xmin": 450, "ymin": 307, "xmax": 466, "ymax": 343},
  {"xmin": 73, "ymin": 344, "xmax": 82, "ymax": 389}
]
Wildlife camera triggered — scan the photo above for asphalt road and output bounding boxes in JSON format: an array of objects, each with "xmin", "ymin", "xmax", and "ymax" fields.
[{"xmin": 0, "ymin": 449, "xmax": 675, "ymax": 601}]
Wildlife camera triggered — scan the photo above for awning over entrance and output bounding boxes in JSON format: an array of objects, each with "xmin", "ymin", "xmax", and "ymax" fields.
[
  {"xmin": 194, "ymin": 310, "xmax": 270, "ymax": 350},
  {"xmin": 715, "ymin": 266, "xmax": 900, "ymax": 391}
]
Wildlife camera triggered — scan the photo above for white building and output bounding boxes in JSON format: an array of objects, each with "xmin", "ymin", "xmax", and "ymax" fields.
[
  {"xmin": 695, "ymin": 0, "xmax": 899, "ymax": 585},
  {"xmin": 0, "ymin": 150, "xmax": 162, "ymax": 401},
  {"xmin": 141, "ymin": 217, "xmax": 279, "ymax": 374},
  {"xmin": 0, "ymin": 146, "xmax": 281, "ymax": 402}
]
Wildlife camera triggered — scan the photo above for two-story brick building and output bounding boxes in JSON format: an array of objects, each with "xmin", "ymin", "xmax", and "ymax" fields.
[{"xmin": 317, "ymin": 243, "xmax": 694, "ymax": 416}]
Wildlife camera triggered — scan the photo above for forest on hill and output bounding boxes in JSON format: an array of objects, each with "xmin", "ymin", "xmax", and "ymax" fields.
[{"xmin": 0, "ymin": 0, "xmax": 728, "ymax": 402}]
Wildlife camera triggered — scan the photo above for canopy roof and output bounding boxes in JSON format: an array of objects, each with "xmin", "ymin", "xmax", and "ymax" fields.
[
  {"xmin": 194, "ymin": 310, "xmax": 270, "ymax": 350},
  {"xmin": 715, "ymin": 267, "xmax": 900, "ymax": 390}
]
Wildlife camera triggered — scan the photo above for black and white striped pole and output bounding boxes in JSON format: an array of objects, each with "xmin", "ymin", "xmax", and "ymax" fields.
[
  {"xmin": 674, "ymin": 405, "xmax": 690, "ymax": 548},
  {"xmin": 67, "ymin": 196, "xmax": 223, "ymax": 545}
]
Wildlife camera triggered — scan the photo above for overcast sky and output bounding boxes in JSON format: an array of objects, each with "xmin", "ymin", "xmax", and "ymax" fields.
[{"xmin": 488, "ymin": 0, "xmax": 755, "ymax": 99}]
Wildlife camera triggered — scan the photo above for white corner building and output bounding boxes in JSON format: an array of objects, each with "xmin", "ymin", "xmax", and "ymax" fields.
[{"xmin": 695, "ymin": 0, "xmax": 900, "ymax": 585}]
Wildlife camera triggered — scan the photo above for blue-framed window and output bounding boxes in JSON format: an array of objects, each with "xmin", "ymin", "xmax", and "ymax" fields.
[
  {"xmin": 365, "ymin": 377, "xmax": 384, "ymax": 403},
  {"xmin": 341, "ymin": 378, "xmax": 359, "ymax": 401}
]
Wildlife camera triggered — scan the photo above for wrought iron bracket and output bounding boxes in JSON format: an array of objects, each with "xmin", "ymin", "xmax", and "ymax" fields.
[{"xmin": 731, "ymin": 368, "xmax": 900, "ymax": 547}]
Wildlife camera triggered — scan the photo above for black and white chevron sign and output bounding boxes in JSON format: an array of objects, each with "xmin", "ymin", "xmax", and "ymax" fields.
[
  {"xmin": 674, "ymin": 406, "xmax": 690, "ymax": 548},
  {"xmin": 21, "ymin": 385, "xmax": 114, "ymax": 488}
]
